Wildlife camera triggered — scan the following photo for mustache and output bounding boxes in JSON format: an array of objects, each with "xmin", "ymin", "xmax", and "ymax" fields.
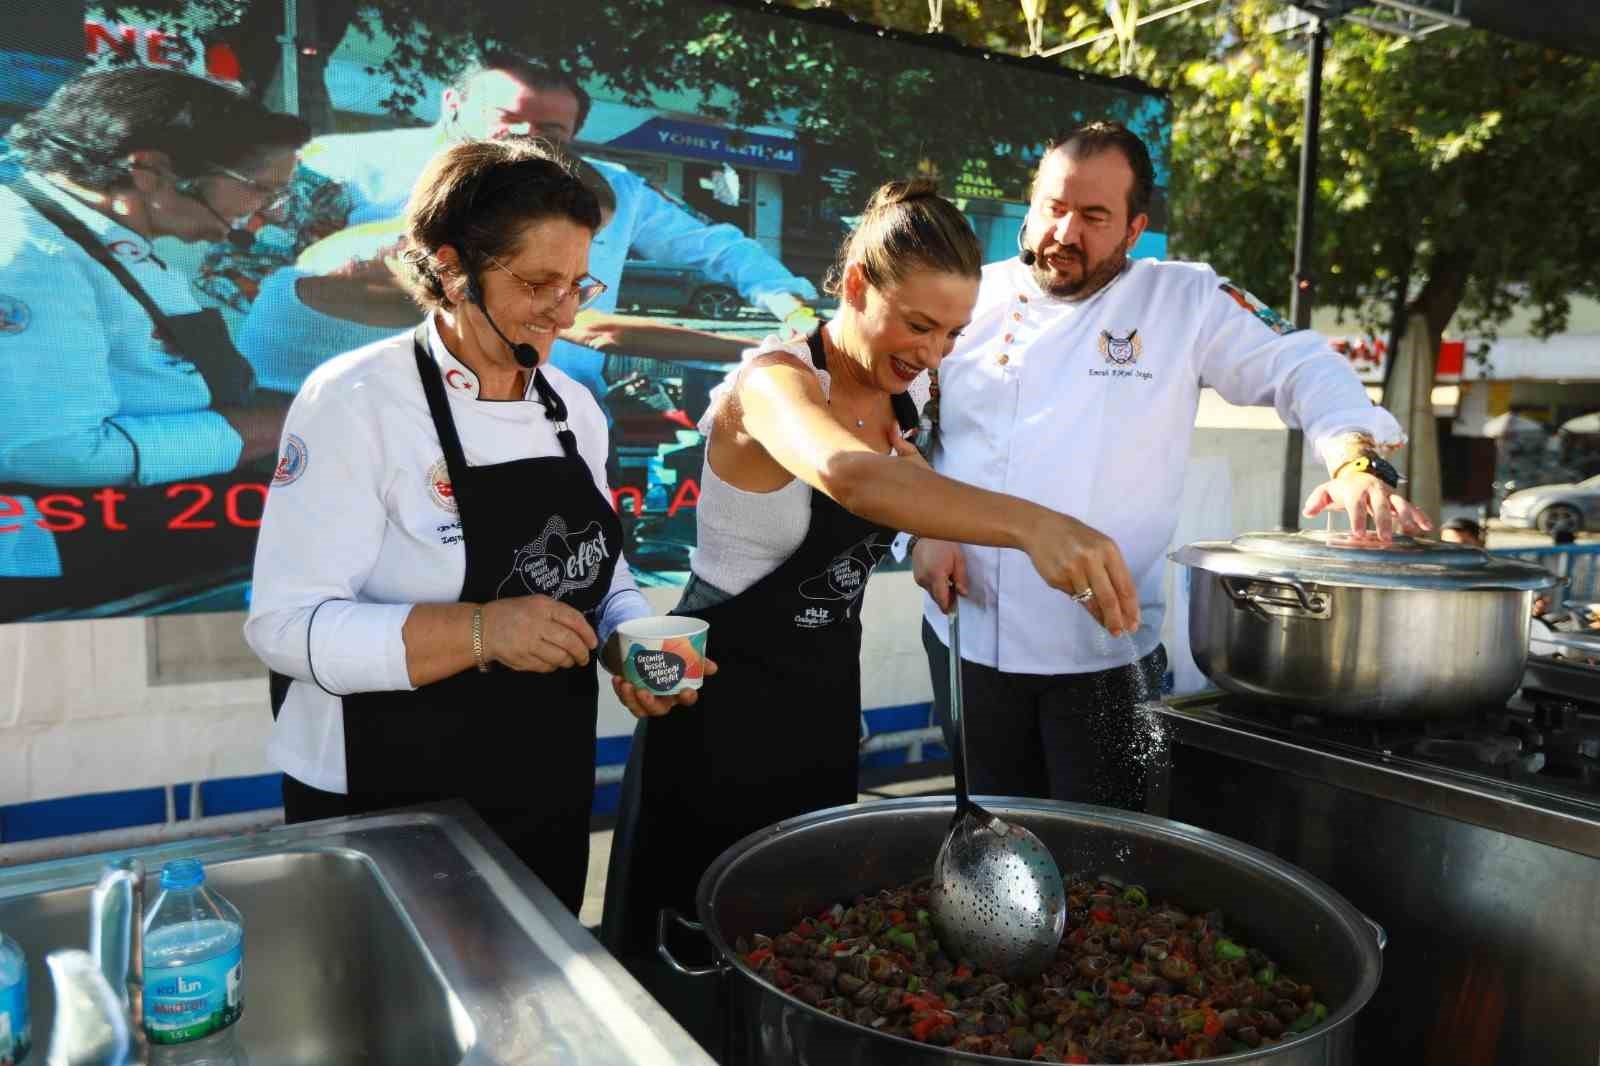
[{"xmin": 1041, "ymin": 244, "xmax": 1085, "ymax": 262}]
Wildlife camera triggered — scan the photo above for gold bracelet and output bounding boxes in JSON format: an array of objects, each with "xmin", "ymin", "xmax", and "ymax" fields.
[{"xmin": 472, "ymin": 606, "xmax": 490, "ymax": 673}]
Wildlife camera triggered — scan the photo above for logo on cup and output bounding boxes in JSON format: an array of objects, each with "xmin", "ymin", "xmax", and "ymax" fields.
[{"xmin": 630, "ymin": 647, "xmax": 687, "ymax": 691}]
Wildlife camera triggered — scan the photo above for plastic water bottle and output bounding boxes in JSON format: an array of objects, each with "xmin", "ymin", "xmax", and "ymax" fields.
[
  {"xmin": 0, "ymin": 928, "xmax": 29, "ymax": 1066},
  {"xmin": 142, "ymin": 859, "xmax": 244, "ymax": 1056}
]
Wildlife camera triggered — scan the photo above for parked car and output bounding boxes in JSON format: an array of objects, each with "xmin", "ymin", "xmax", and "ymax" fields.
[
  {"xmin": 614, "ymin": 259, "xmax": 747, "ymax": 320},
  {"xmin": 1498, "ymin": 474, "xmax": 1600, "ymax": 533}
]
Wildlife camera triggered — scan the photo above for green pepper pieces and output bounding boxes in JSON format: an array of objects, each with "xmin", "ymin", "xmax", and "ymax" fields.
[
  {"xmin": 1289, "ymin": 1002, "xmax": 1329, "ymax": 1033},
  {"xmin": 1121, "ymin": 886, "xmax": 1149, "ymax": 908},
  {"xmin": 1214, "ymin": 938, "xmax": 1248, "ymax": 961},
  {"xmin": 1075, "ymin": 990, "xmax": 1097, "ymax": 1008}
]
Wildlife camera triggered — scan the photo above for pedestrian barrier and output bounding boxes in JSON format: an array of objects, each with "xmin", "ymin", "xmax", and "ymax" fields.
[{"xmin": 1489, "ymin": 544, "xmax": 1600, "ymax": 603}]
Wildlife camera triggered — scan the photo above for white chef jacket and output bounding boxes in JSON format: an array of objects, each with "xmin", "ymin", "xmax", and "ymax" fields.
[
  {"xmin": 244, "ymin": 316, "xmax": 650, "ymax": 793},
  {"xmin": 224, "ymin": 126, "xmax": 818, "ymax": 393},
  {"xmin": 923, "ymin": 256, "xmax": 1404, "ymax": 676}
]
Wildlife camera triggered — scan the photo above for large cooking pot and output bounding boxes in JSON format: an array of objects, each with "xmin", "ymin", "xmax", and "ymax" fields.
[
  {"xmin": 662, "ymin": 797, "xmax": 1384, "ymax": 1066},
  {"xmin": 1172, "ymin": 531, "xmax": 1559, "ymax": 719}
]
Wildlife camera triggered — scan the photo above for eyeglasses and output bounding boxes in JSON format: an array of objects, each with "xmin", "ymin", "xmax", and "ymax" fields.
[
  {"xmin": 487, "ymin": 256, "xmax": 607, "ymax": 311},
  {"xmin": 205, "ymin": 164, "xmax": 294, "ymax": 213},
  {"xmin": 172, "ymin": 165, "xmax": 292, "ymax": 215}
]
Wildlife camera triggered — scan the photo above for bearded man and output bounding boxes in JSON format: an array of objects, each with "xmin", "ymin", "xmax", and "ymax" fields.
[{"xmin": 908, "ymin": 121, "xmax": 1430, "ymax": 808}]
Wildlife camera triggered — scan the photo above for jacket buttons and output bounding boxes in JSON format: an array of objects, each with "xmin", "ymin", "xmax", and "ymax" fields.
[
  {"xmin": 998, "ymin": 353, "xmax": 1010, "ymax": 365},
  {"xmin": 1018, "ymin": 294, "xmax": 1029, "ymax": 303},
  {"xmin": 1004, "ymin": 333, "xmax": 1014, "ymax": 343},
  {"xmin": 1011, "ymin": 311, "xmax": 1022, "ymax": 321}
]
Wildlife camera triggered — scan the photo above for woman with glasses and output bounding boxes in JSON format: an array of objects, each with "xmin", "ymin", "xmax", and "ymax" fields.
[
  {"xmin": 245, "ymin": 138, "xmax": 708, "ymax": 914},
  {"xmin": 0, "ymin": 67, "xmax": 308, "ymax": 620}
]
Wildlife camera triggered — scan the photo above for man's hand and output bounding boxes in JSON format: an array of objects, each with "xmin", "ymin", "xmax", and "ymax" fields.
[
  {"xmin": 481, "ymin": 595, "xmax": 599, "ymax": 673},
  {"xmin": 603, "ymin": 633, "xmax": 719, "ymax": 718},
  {"xmin": 1019, "ymin": 512, "xmax": 1142, "ymax": 637},
  {"xmin": 1303, "ymin": 472, "xmax": 1433, "ymax": 541},
  {"xmin": 913, "ymin": 538, "xmax": 968, "ymax": 612}
]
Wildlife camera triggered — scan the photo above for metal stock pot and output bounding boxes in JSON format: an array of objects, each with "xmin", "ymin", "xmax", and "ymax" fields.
[
  {"xmin": 1172, "ymin": 531, "xmax": 1560, "ymax": 719},
  {"xmin": 662, "ymin": 797, "xmax": 1384, "ymax": 1066}
]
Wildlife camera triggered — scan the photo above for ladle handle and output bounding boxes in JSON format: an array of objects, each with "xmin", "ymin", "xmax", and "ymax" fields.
[{"xmin": 947, "ymin": 596, "xmax": 971, "ymax": 812}]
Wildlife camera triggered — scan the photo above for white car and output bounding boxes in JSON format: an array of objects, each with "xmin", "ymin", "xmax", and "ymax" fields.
[{"xmin": 1498, "ymin": 475, "xmax": 1600, "ymax": 533}]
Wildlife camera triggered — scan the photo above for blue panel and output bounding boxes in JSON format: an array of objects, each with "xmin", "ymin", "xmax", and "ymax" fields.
[
  {"xmin": 198, "ymin": 774, "xmax": 284, "ymax": 816},
  {"xmin": 592, "ymin": 781, "xmax": 622, "ymax": 817},
  {"xmin": 1, "ymin": 787, "xmax": 167, "ymax": 844},
  {"xmin": 596, "ymin": 734, "xmax": 632, "ymax": 768}
]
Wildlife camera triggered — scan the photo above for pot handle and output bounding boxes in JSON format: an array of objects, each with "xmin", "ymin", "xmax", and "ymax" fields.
[
  {"xmin": 1220, "ymin": 575, "xmax": 1331, "ymax": 620},
  {"xmin": 657, "ymin": 907, "xmax": 729, "ymax": 978},
  {"xmin": 1362, "ymin": 914, "xmax": 1388, "ymax": 952}
]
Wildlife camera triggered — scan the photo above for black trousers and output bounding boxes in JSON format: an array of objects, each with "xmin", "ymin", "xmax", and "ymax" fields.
[{"xmin": 922, "ymin": 620, "xmax": 1167, "ymax": 810}]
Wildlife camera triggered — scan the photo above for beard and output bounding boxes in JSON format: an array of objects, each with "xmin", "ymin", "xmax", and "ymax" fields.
[{"xmin": 1030, "ymin": 235, "xmax": 1133, "ymax": 301}]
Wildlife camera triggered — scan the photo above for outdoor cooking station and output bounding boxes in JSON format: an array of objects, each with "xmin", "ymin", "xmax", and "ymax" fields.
[{"xmin": 1153, "ymin": 648, "xmax": 1600, "ymax": 1066}]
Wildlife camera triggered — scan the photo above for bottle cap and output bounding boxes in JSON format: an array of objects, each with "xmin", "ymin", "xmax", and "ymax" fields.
[{"xmin": 160, "ymin": 858, "xmax": 205, "ymax": 890}]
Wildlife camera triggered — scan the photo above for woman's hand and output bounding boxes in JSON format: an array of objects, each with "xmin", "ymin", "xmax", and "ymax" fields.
[
  {"xmin": 1303, "ymin": 472, "xmax": 1433, "ymax": 541},
  {"xmin": 1019, "ymin": 512, "xmax": 1141, "ymax": 638},
  {"xmin": 602, "ymin": 633, "xmax": 720, "ymax": 718},
  {"xmin": 480, "ymin": 595, "xmax": 599, "ymax": 672}
]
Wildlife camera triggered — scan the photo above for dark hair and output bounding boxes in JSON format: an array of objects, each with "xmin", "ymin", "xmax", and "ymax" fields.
[
  {"xmin": 1041, "ymin": 120, "xmax": 1155, "ymax": 221},
  {"xmin": 8, "ymin": 68, "xmax": 309, "ymax": 189},
  {"xmin": 823, "ymin": 178, "xmax": 982, "ymax": 297},
  {"xmin": 453, "ymin": 51, "xmax": 592, "ymax": 136},
  {"xmin": 570, "ymin": 156, "xmax": 616, "ymax": 216},
  {"xmin": 402, "ymin": 138, "xmax": 602, "ymax": 311},
  {"xmin": 1441, "ymin": 516, "xmax": 1484, "ymax": 542}
]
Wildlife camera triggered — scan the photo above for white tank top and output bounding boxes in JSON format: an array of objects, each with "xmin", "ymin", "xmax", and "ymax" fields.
[{"xmin": 689, "ymin": 333, "xmax": 931, "ymax": 596}]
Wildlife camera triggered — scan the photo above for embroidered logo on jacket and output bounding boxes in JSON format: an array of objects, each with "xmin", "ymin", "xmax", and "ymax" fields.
[
  {"xmin": 0, "ymin": 295, "xmax": 30, "ymax": 335},
  {"xmin": 271, "ymin": 434, "xmax": 308, "ymax": 486},
  {"xmin": 426, "ymin": 457, "xmax": 457, "ymax": 514},
  {"xmin": 497, "ymin": 515, "xmax": 611, "ymax": 601},
  {"xmin": 1219, "ymin": 282, "xmax": 1298, "ymax": 335},
  {"xmin": 1098, "ymin": 328, "xmax": 1142, "ymax": 366}
]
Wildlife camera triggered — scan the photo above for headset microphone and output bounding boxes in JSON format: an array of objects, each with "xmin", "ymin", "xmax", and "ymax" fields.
[
  {"xmin": 1016, "ymin": 223, "xmax": 1037, "ymax": 267},
  {"xmin": 467, "ymin": 275, "xmax": 540, "ymax": 370}
]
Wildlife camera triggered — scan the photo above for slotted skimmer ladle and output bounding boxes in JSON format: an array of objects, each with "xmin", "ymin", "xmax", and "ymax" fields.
[{"xmin": 928, "ymin": 596, "xmax": 1067, "ymax": 979}]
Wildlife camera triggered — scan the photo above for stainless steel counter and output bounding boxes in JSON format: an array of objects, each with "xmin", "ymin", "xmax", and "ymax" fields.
[
  {"xmin": 1154, "ymin": 697, "xmax": 1600, "ymax": 1066},
  {"xmin": 0, "ymin": 802, "xmax": 717, "ymax": 1066}
]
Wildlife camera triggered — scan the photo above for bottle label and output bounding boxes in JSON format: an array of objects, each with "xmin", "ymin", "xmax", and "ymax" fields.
[
  {"xmin": 0, "ymin": 971, "xmax": 30, "ymax": 1066},
  {"xmin": 144, "ymin": 945, "xmax": 243, "ymax": 1045}
]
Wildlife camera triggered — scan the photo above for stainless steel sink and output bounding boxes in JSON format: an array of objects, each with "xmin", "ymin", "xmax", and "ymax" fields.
[{"xmin": 0, "ymin": 803, "xmax": 714, "ymax": 1065}]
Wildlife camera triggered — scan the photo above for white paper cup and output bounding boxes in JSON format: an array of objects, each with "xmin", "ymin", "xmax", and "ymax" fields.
[{"xmin": 616, "ymin": 616, "xmax": 710, "ymax": 695}]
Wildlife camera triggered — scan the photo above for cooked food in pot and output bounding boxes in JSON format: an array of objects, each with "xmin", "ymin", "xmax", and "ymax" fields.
[{"xmin": 736, "ymin": 876, "xmax": 1328, "ymax": 1063}]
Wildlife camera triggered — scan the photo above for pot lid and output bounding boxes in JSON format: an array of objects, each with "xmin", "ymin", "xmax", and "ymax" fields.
[{"xmin": 1171, "ymin": 530, "xmax": 1561, "ymax": 592}]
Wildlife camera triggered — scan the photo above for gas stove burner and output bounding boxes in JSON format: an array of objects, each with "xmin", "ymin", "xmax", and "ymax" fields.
[{"xmin": 1212, "ymin": 686, "xmax": 1600, "ymax": 798}]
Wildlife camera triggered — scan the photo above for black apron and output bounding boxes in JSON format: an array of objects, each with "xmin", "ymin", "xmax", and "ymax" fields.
[
  {"xmin": 0, "ymin": 179, "xmax": 262, "ymax": 622},
  {"xmin": 279, "ymin": 324, "xmax": 621, "ymax": 915},
  {"xmin": 603, "ymin": 329, "xmax": 918, "ymax": 960}
]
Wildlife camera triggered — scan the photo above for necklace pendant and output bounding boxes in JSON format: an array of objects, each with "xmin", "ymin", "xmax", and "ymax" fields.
[{"xmin": 856, "ymin": 418, "xmax": 865, "ymax": 428}]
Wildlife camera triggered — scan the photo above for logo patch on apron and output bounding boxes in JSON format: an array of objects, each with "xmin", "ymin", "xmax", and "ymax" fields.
[{"xmin": 497, "ymin": 515, "xmax": 612, "ymax": 601}]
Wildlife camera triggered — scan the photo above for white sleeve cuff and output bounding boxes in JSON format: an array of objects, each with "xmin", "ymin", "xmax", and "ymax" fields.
[
  {"xmin": 305, "ymin": 600, "xmax": 416, "ymax": 695},
  {"xmin": 112, "ymin": 411, "xmax": 243, "ymax": 486}
]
